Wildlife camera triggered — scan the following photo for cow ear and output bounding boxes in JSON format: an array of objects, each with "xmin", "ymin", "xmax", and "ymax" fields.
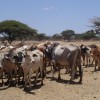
[
  {"xmin": 25, "ymin": 50, "xmax": 28, "ymax": 55},
  {"xmin": 23, "ymin": 51, "xmax": 28, "ymax": 58},
  {"xmin": 4, "ymin": 54, "xmax": 9, "ymax": 58}
]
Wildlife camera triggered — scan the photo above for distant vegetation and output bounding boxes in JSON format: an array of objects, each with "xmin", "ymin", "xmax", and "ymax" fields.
[{"xmin": 0, "ymin": 17, "xmax": 100, "ymax": 43}]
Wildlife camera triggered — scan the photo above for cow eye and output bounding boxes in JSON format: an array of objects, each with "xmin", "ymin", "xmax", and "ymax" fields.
[
  {"xmin": 33, "ymin": 54, "xmax": 38, "ymax": 57},
  {"xmin": 24, "ymin": 55, "xmax": 26, "ymax": 58}
]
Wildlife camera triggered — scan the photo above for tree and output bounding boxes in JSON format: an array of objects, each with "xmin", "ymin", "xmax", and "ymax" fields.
[
  {"xmin": 90, "ymin": 17, "xmax": 100, "ymax": 34},
  {"xmin": 75, "ymin": 34, "xmax": 83, "ymax": 40},
  {"xmin": 36, "ymin": 33, "xmax": 47, "ymax": 41},
  {"xmin": 0, "ymin": 20, "xmax": 37, "ymax": 43},
  {"xmin": 52, "ymin": 34, "xmax": 62, "ymax": 40},
  {"xmin": 60, "ymin": 30, "xmax": 75, "ymax": 41},
  {"xmin": 82, "ymin": 30, "xmax": 96, "ymax": 40}
]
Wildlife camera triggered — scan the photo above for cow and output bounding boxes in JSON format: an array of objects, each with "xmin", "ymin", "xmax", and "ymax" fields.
[
  {"xmin": 0, "ymin": 52, "xmax": 5, "ymax": 85},
  {"xmin": 22, "ymin": 50, "xmax": 43, "ymax": 90},
  {"xmin": 0, "ymin": 55, "xmax": 18, "ymax": 86},
  {"xmin": 0, "ymin": 67, "xmax": 3, "ymax": 85},
  {"xmin": 91, "ymin": 46, "xmax": 100, "ymax": 71},
  {"xmin": 4, "ymin": 49, "xmax": 25, "ymax": 83},
  {"xmin": 80, "ymin": 44, "xmax": 92, "ymax": 67},
  {"xmin": 45, "ymin": 44, "xmax": 83, "ymax": 84},
  {"xmin": 29, "ymin": 42, "xmax": 59, "ymax": 76}
]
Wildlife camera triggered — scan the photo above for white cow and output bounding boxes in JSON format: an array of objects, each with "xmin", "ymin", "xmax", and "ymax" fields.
[
  {"xmin": 22, "ymin": 50, "xmax": 43, "ymax": 90},
  {"xmin": 15, "ymin": 45, "xmax": 29, "ymax": 53},
  {"xmin": 45, "ymin": 44, "xmax": 83, "ymax": 83}
]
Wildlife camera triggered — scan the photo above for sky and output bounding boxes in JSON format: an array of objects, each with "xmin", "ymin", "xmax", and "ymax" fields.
[{"xmin": 0, "ymin": 0, "xmax": 100, "ymax": 36}]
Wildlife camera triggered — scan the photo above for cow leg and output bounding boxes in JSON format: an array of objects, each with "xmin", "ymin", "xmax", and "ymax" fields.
[
  {"xmin": 98, "ymin": 59, "xmax": 100, "ymax": 71},
  {"xmin": 14, "ymin": 69, "xmax": 18, "ymax": 86},
  {"xmin": 51, "ymin": 62, "xmax": 56, "ymax": 78},
  {"xmin": 78, "ymin": 65, "xmax": 83, "ymax": 83},
  {"xmin": 17, "ymin": 68, "xmax": 20, "ymax": 83},
  {"xmin": 40, "ymin": 67, "xmax": 43, "ymax": 85},
  {"xmin": 70, "ymin": 65, "xmax": 75, "ymax": 82},
  {"xmin": 82, "ymin": 55, "xmax": 85, "ymax": 66},
  {"xmin": 94, "ymin": 60, "xmax": 98, "ymax": 71},
  {"xmin": 1, "ymin": 69, "xmax": 4, "ymax": 86},
  {"xmin": 58, "ymin": 66, "xmax": 61, "ymax": 80},
  {"xmin": 89, "ymin": 58, "xmax": 91, "ymax": 67},
  {"xmin": 51, "ymin": 65, "xmax": 55, "ymax": 79},
  {"xmin": 28, "ymin": 72, "xmax": 32, "ymax": 90},
  {"xmin": 24, "ymin": 75, "xmax": 27, "ymax": 89},
  {"xmin": 76, "ymin": 56, "xmax": 83, "ymax": 84},
  {"xmin": 6, "ymin": 73, "xmax": 10, "ymax": 84},
  {"xmin": 10, "ymin": 72, "xmax": 13, "ymax": 85},
  {"xmin": 34, "ymin": 70, "xmax": 38, "ymax": 85},
  {"xmin": 22, "ymin": 73, "xmax": 24, "ymax": 83},
  {"xmin": 43, "ymin": 58, "xmax": 47, "ymax": 77},
  {"xmin": 86, "ymin": 57, "xmax": 88, "ymax": 67},
  {"xmin": 1, "ymin": 74, "xmax": 4, "ymax": 86},
  {"xmin": 91, "ymin": 58, "xmax": 94, "ymax": 65}
]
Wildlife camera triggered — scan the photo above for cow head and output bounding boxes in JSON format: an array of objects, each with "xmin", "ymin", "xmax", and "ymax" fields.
[
  {"xmin": 5, "ymin": 49, "xmax": 25, "ymax": 64},
  {"xmin": 44, "ymin": 42, "xmax": 60, "ymax": 60},
  {"xmin": 24, "ymin": 51, "xmax": 39, "ymax": 63},
  {"xmin": 80, "ymin": 44, "xmax": 91, "ymax": 54}
]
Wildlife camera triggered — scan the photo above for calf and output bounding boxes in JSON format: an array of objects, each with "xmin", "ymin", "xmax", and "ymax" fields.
[{"xmin": 22, "ymin": 50, "xmax": 43, "ymax": 90}]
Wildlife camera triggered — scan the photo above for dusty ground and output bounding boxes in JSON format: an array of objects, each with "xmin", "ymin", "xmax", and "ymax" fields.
[{"xmin": 0, "ymin": 41, "xmax": 100, "ymax": 100}]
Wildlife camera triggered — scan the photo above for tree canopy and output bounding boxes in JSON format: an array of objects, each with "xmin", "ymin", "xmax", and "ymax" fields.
[
  {"xmin": 35, "ymin": 33, "xmax": 47, "ymax": 41},
  {"xmin": 0, "ymin": 20, "xmax": 37, "ymax": 43},
  {"xmin": 52, "ymin": 34, "xmax": 62, "ymax": 40},
  {"xmin": 82, "ymin": 30, "xmax": 96, "ymax": 40},
  {"xmin": 90, "ymin": 17, "xmax": 100, "ymax": 34},
  {"xmin": 60, "ymin": 30, "xmax": 75, "ymax": 41}
]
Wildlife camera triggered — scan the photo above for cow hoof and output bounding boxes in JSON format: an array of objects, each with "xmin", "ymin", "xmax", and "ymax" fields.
[
  {"xmin": 98, "ymin": 68, "xmax": 100, "ymax": 71},
  {"xmin": 34, "ymin": 82, "xmax": 37, "ymax": 86},
  {"xmin": 15, "ymin": 84, "xmax": 18, "ymax": 87},
  {"xmin": 24, "ymin": 87, "xmax": 27, "ymax": 90},
  {"xmin": 1, "ymin": 83, "xmax": 4, "ymax": 87},
  {"xmin": 29, "ymin": 87, "xmax": 32, "ymax": 91},
  {"xmin": 78, "ymin": 81, "xmax": 82, "ymax": 84},
  {"xmin": 58, "ymin": 76, "xmax": 61, "ymax": 80},
  {"xmin": 41, "ymin": 82, "xmax": 43, "ymax": 86},
  {"xmin": 69, "ymin": 80, "xmax": 74, "ymax": 84}
]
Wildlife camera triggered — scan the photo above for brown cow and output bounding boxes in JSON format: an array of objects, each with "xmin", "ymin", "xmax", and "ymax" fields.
[
  {"xmin": 1, "ymin": 56, "xmax": 18, "ymax": 86},
  {"xmin": 91, "ymin": 46, "xmax": 100, "ymax": 71}
]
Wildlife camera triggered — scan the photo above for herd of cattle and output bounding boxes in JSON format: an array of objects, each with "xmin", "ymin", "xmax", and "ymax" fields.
[{"xmin": 0, "ymin": 41, "xmax": 100, "ymax": 90}]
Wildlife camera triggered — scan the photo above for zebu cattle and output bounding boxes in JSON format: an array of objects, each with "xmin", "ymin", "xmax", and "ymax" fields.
[
  {"xmin": 80, "ymin": 44, "xmax": 92, "ymax": 67},
  {"xmin": 91, "ymin": 46, "xmax": 100, "ymax": 71},
  {"xmin": 0, "ymin": 52, "xmax": 5, "ymax": 85},
  {"xmin": 22, "ymin": 50, "xmax": 43, "ymax": 90},
  {"xmin": 4, "ymin": 45, "xmax": 29, "ymax": 83},
  {"xmin": 29, "ymin": 42, "xmax": 59, "ymax": 76},
  {"xmin": 45, "ymin": 44, "xmax": 83, "ymax": 83},
  {"xmin": 0, "ymin": 46, "xmax": 18, "ymax": 86},
  {"xmin": 0, "ymin": 52, "xmax": 17, "ymax": 86},
  {"xmin": 80, "ymin": 44, "xmax": 97, "ymax": 67},
  {"xmin": 15, "ymin": 45, "xmax": 29, "ymax": 53},
  {"xmin": 1, "ymin": 57, "xmax": 17, "ymax": 85}
]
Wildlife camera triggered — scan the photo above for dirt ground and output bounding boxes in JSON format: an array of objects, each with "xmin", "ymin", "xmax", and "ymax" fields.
[{"xmin": 0, "ymin": 40, "xmax": 100, "ymax": 100}]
